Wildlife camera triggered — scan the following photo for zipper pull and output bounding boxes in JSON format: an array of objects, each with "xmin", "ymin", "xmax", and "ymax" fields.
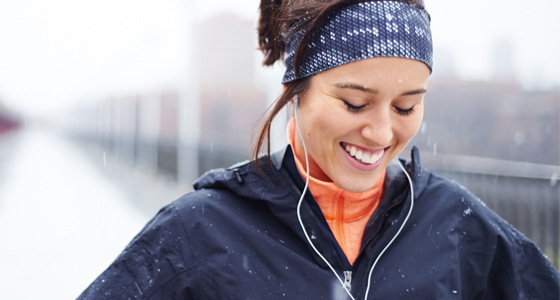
[{"xmin": 343, "ymin": 270, "xmax": 352, "ymax": 293}]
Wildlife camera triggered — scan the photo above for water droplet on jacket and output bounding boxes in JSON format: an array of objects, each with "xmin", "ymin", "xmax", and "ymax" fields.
[
  {"xmin": 207, "ymin": 193, "xmax": 212, "ymax": 198},
  {"xmin": 452, "ymin": 290, "xmax": 458, "ymax": 294},
  {"xmin": 463, "ymin": 207, "xmax": 473, "ymax": 216},
  {"xmin": 401, "ymin": 274, "xmax": 405, "ymax": 278},
  {"xmin": 191, "ymin": 206, "xmax": 196, "ymax": 210}
]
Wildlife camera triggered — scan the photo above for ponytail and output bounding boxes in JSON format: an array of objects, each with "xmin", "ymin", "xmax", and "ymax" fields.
[{"xmin": 258, "ymin": 0, "xmax": 286, "ymax": 66}]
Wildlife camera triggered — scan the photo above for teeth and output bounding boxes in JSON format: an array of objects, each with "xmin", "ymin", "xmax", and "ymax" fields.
[
  {"xmin": 362, "ymin": 152, "xmax": 371, "ymax": 163},
  {"xmin": 343, "ymin": 143, "xmax": 385, "ymax": 165},
  {"xmin": 355, "ymin": 150, "xmax": 363, "ymax": 160},
  {"xmin": 370, "ymin": 149, "xmax": 384, "ymax": 163}
]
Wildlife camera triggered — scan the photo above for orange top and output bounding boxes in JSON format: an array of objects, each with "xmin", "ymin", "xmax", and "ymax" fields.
[{"xmin": 287, "ymin": 118, "xmax": 386, "ymax": 264}]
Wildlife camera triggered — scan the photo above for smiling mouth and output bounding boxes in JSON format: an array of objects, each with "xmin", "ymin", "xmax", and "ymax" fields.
[{"xmin": 341, "ymin": 142, "xmax": 385, "ymax": 165}]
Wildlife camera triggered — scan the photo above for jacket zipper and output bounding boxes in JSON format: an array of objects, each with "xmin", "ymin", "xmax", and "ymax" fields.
[{"xmin": 343, "ymin": 270, "xmax": 352, "ymax": 292}]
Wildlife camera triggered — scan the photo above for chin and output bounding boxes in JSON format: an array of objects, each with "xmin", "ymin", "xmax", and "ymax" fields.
[
  {"xmin": 335, "ymin": 179, "xmax": 377, "ymax": 193},
  {"xmin": 331, "ymin": 164, "xmax": 387, "ymax": 193}
]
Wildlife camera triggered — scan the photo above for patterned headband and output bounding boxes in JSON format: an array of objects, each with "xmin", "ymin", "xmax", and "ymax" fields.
[{"xmin": 282, "ymin": 1, "xmax": 433, "ymax": 83}]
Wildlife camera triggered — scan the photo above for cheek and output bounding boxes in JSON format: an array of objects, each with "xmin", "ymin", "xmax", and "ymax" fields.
[
  {"xmin": 303, "ymin": 103, "xmax": 343, "ymax": 138},
  {"xmin": 396, "ymin": 109, "xmax": 424, "ymax": 143}
]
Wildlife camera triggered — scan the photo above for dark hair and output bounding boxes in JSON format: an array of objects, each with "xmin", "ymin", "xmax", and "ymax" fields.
[{"xmin": 253, "ymin": 0, "xmax": 429, "ymax": 169}]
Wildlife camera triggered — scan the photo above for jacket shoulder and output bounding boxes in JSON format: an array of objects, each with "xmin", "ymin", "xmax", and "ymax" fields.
[
  {"xmin": 416, "ymin": 171, "xmax": 560, "ymax": 298},
  {"xmin": 419, "ymin": 171, "xmax": 525, "ymax": 241}
]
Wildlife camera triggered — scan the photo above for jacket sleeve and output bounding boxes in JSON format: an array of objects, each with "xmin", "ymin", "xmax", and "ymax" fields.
[
  {"xmin": 480, "ymin": 230, "xmax": 560, "ymax": 299},
  {"xmin": 76, "ymin": 202, "xmax": 197, "ymax": 299}
]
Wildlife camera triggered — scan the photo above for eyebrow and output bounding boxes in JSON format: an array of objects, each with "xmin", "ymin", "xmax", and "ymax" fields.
[
  {"xmin": 333, "ymin": 83, "xmax": 427, "ymax": 96},
  {"xmin": 401, "ymin": 88, "xmax": 427, "ymax": 96},
  {"xmin": 334, "ymin": 83, "xmax": 378, "ymax": 94}
]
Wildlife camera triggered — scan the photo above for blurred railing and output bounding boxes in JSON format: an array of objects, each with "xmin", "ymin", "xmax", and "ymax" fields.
[{"xmin": 420, "ymin": 151, "xmax": 560, "ymax": 269}]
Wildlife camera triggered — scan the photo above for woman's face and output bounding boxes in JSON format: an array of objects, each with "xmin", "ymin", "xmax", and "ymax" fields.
[{"xmin": 293, "ymin": 57, "xmax": 430, "ymax": 193}]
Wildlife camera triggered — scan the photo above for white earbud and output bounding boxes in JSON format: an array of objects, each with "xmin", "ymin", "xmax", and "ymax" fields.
[{"xmin": 293, "ymin": 95, "xmax": 299, "ymax": 108}]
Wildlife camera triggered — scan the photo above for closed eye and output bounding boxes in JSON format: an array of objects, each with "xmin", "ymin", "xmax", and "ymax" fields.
[
  {"xmin": 394, "ymin": 105, "xmax": 415, "ymax": 116},
  {"xmin": 343, "ymin": 100, "xmax": 367, "ymax": 113}
]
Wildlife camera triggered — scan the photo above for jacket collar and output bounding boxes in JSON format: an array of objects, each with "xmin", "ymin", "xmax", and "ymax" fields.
[{"xmin": 195, "ymin": 145, "xmax": 429, "ymax": 207}]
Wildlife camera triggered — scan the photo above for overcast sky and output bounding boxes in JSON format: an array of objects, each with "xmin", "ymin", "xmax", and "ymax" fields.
[{"xmin": 0, "ymin": 0, "xmax": 558, "ymax": 116}]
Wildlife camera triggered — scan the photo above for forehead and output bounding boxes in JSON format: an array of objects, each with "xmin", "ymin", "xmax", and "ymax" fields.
[{"xmin": 311, "ymin": 57, "xmax": 430, "ymax": 89}]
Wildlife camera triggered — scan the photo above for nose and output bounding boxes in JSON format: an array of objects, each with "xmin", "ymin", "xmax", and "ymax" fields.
[{"xmin": 360, "ymin": 108, "xmax": 393, "ymax": 147}]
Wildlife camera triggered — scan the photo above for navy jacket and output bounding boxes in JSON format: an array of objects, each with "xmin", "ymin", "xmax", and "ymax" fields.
[{"xmin": 77, "ymin": 146, "xmax": 560, "ymax": 299}]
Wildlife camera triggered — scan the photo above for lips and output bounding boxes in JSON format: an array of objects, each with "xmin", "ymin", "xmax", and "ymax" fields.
[{"xmin": 341, "ymin": 142, "xmax": 385, "ymax": 165}]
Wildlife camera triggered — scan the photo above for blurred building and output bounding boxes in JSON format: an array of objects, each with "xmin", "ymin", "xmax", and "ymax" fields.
[
  {"xmin": 66, "ymin": 13, "xmax": 267, "ymax": 180},
  {"xmin": 410, "ymin": 78, "xmax": 560, "ymax": 166},
  {"xmin": 194, "ymin": 14, "xmax": 267, "ymax": 174}
]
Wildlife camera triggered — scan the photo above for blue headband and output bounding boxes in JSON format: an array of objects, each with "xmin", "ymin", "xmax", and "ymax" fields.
[{"xmin": 282, "ymin": 1, "xmax": 433, "ymax": 83}]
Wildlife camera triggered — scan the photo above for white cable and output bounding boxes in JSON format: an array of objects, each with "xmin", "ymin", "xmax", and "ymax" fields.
[
  {"xmin": 363, "ymin": 157, "xmax": 415, "ymax": 299},
  {"xmin": 294, "ymin": 102, "xmax": 356, "ymax": 300}
]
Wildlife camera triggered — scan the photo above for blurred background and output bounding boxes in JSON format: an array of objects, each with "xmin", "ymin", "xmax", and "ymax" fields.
[{"xmin": 0, "ymin": 0, "xmax": 558, "ymax": 298}]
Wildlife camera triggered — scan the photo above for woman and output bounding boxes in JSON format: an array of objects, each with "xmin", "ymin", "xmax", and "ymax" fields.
[{"xmin": 78, "ymin": 0, "xmax": 560, "ymax": 299}]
